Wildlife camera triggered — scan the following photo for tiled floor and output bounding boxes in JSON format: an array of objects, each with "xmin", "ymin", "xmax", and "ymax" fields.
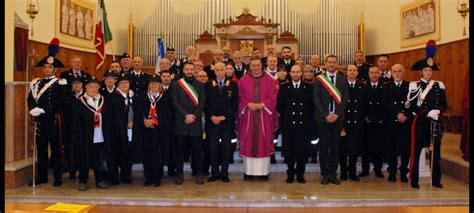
[{"xmin": 5, "ymin": 133, "xmax": 468, "ymax": 208}]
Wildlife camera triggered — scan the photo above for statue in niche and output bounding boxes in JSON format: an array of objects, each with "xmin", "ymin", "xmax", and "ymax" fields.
[
  {"xmin": 61, "ymin": 0, "xmax": 69, "ymax": 33},
  {"xmin": 240, "ymin": 40, "xmax": 254, "ymax": 56},
  {"xmin": 76, "ymin": 7, "xmax": 85, "ymax": 38},
  {"xmin": 68, "ymin": 2, "xmax": 76, "ymax": 36},
  {"xmin": 85, "ymin": 10, "xmax": 93, "ymax": 40}
]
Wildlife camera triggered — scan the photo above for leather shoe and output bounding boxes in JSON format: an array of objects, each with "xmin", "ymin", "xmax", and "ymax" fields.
[
  {"xmin": 96, "ymin": 181, "xmax": 109, "ymax": 189},
  {"xmin": 320, "ymin": 175, "xmax": 330, "ymax": 185},
  {"xmin": 207, "ymin": 176, "xmax": 220, "ymax": 182},
  {"xmin": 329, "ymin": 175, "xmax": 341, "ymax": 185},
  {"xmin": 433, "ymin": 183, "xmax": 443, "ymax": 188},
  {"xmin": 411, "ymin": 183, "xmax": 420, "ymax": 189},
  {"xmin": 222, "ymin": 176, "xmax": 230, "ymax": 183},
  {"xmin": 375, "ymin": 172, "xmax": 384, "ymax": 178},
  {"xmin": 243, "ymin": 174, "xmax": 253, "ymax": 181},
  {"xmin": 349, "ymin": 174, "xmax": 360, "ymax": 181},
  {"xmin": 388, "ymin": 175, "xmax": 396, "ymax": 182},
  {"xmin": 340, "ymin": 174, "xmax": 348, "ymax": 181},
  {"xmin": 400, "ymin": 175, "xmax": 408, "ymax": 183},
  {"xmin": 358, "ymin": 171, "xmax": 369, "ymax": 177},
  {"xmin": 286, "ymin": 176, "xmax": 294, "ymax": 183},
  {"xmin": 297, "ymin": 177, "xmax": 306, "ymax": 184},
  {"xmin": 78, "ymin": 183, "xmax": 88, "ymax": 191},
  {"xmin": 174, "ymin": 178, "xmax": 184, "ymax": 185},
  {"xmin": 28, "ymin": 178, "xmax": 48, "ymax": 186},
  {"xmin": 53, "ymin": 179, "xmax": 62, "ymax": 187},
  {"xmin": 121, "ymin": 178, "xmax": 133, "ymax": 184},
  {"xmin": 154, "ymin": 179, "xmax": 161, "ymax": 187},
  {"xmin": 259, "ymin": 175, "xmax": 269, "ymax": 181},
  {"xmin": 144, "ymin": 179, "xmax": 153, "ymax": 186},
  {"xmin": 196, "ymin": 177, "xmax": 205, "ymax": 185}
]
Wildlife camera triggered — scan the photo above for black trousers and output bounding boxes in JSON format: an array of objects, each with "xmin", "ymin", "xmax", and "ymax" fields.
[
  {"xmin": 411, "ymin": 119, "xmax": 442, "ymax": 185},
  {"xmin": 78, "ymin": 143, "xmax": 108, "ymax": 184},
  {"xmin": 361, "ymin": 123, "xmax": 384, "ymax": 173},
  {"xmin": 339, "ymin": 137, "xmax": 358, "ymax": 176},
  {"xmin": 175, "ymin": 135, "xmax": 203, "ymax": 178},
  {"xmin": 202, "ymin": 137, "xmax": 210, "ymax": 174},
  {"xmin": 110, "ymin": 136, "xmax": 132, "ymax": 182},
  {"xmin": 207, "ymin": 124, "xmax": 232, "ymax": 177},
  {"xmin": 316, "ymin": 120, "xmax": 343, "ymax": 176},
  {"xmin": 143, "ymin": 129, "xmax": 167, "ymax": 181},
  {"xmin": 285, "ymin": 157, "xmax": 307, "ymax": 178},
  {"xmin": 167, "ymin": 133, "xmax": 176, "ymax": 176},
  {"xmin": 35, "ymin": 120, "xmax": 62, "ymax": 181}
]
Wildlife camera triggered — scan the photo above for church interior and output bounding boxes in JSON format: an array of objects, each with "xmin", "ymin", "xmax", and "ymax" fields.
[{"xmin": 4, "ymin": 0, "xmax": 469, "ymax": 212}]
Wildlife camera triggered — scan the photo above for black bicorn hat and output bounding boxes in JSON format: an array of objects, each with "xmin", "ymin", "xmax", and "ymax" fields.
[
  {"xmin": 166, "ymin": 46, "xmax": 175, "ymax": 51},
  {"xmin": 117, "ymin": 73, "xmax": 131, "ymax": 83},
  {"xmin": 84, "ymin": 76, "xmax": 100, "ymax": 85},
  {"xmin": 103, "ymin": 70, "xmax": 118, "ymax": 78},
  {"xmin": 148, "ymin": 74, "xmax": 162, "ymax": 83},
  {"xmin": 121, "ymin": 52, "xmax": 131, "ymax": 59},
  {"xmin": 36, "ymin": 38, "xmax": 65, "ymax": 68},
  {"xmin": 411, "ymin": 40, "xmax": 439, "ymax": 71}
]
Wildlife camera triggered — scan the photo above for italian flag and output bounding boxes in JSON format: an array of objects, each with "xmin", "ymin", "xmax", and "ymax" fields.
[{"xmin": 94, "ymin": 0, "xmax": 113, "ymax": 70}]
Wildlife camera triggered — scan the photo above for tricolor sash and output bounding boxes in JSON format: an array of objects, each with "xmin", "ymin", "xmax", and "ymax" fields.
[
  {"xmin": 148, "ymin": 91, "xmax": 163, "ymax": 126},
  {"xmin": 316, "ymin": 74, "xmax": 342, "ymax": 105},
  {"xmin": 177, "ymin": 78, "xmax": 199, "ymax": 106}
]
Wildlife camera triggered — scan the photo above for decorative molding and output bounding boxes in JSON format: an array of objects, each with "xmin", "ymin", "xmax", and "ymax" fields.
[
  {"xmin": 276, "ymin": 31, "xmax": 298, "ymax": 43},
  {"xmin": 195, "ymin": 31, "xmax": 217, "ymax": 43}
]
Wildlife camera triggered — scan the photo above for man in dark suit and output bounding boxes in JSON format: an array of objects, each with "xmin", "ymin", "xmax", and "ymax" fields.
[
  {"xmin": 378, "ymin": 54, "xmax": 392, "ymax": 83},
  {"xmin": 222, "ymin": 46, "xmax": 234, "ymax": 64},
  {"xmin": 313, "ymin": 55, "xmax": 349, "ymax": 185},
  {"xmin": 107, "ymin": 73, "xmax": 135, "ymax": 185},
  {"xmin": 232, "ymin": 51, "xmax": 249, "ymax": 79},
  {"xmin": 383, "ymin": 64, "xmax": 411, "ymax": 183},
  {"xmin": 135, "ymin": 74, "xmax": 172, "ymax": 187},
  {"xmin": 60, "ymin": 56, "xmax": 92, "ymax": 91},
  {"xmin": 278, "ymin": 46, "xmax": 295, "ymax": 72},
  {"xmin": 354, "ymin": 50, "xmax": 372, "ymax": 83},
  {"xmin": 170, "ymin": 62, "xmax": 206, "ymax": 185},
  {"xmin": 204, "ymin": 62, "xmax": 239, "ymax": 183},
  {"xmin": 339, "ymin": 65, "xmax": 367, "ymax": 182},
  {"xmin": 129, "ymin": 56, "xmax": 150, "ymax": 96},
  {"xmin": 120, "ymin": 52, "xmax": 133, "ymax": 74},
  {"xmin": 158, "ymin": 70, "xmax": 176, "ymax": 177},
  {"xmin": 310, "ymin": 54, "xmax": 323, "ymax": 76},
  {"xmin": 277, "ymin": 65, "xmax": 314, "ymax": 184},
  {"xmin": 204, "ymin": 49, "xmax": 224, "ymax": 80},
  {"xmin": 166, "ymin": 47, "xmax": 181, "ymax": 79},
  {"xmin": 360, "ymin": 66, "xmax": 386, "ymax": 179}
]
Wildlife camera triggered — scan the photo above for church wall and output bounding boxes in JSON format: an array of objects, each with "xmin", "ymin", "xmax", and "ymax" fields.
[
  {"xmin": 5, "ymin": 0, "xmax": 15, "ymax": 82},
  {"xmin": 363, "ymin": 0, "xmax": 469, "ymax": 55},
  {"xmin": 366, "ymin": 38, "xmax": 469, "ymax": 116}
]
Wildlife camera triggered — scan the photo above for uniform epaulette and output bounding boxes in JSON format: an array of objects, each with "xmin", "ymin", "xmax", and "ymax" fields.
[
  {"xmin": 29, "ymin": 78, "xmax": 41, "ymax": 89},
  {"xmin": 58, "ymin": 78, "xmax": 68, "ymax": 85},
  {"xmin": 408, "ymin": 81, "xmax": 419, "ymax": 90},
  {"xmin": 436, "ymin": 81, "xmax": 445, "ymax": 89}
]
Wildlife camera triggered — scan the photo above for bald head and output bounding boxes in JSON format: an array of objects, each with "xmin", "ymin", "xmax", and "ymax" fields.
[
  {"xmin": 214, "ymin": 62, "xmax": 226, "ymax": 80},
  {"xmin": 196, "ymin": 70, "xmax": 209, "ymax": 84},
  {"xmin": 132, "ymin": 56, "xmax": 143, "ymax": 70}
]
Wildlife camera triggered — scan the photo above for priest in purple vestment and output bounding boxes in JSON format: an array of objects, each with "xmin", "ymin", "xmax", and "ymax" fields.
[{"xmin": 237, "ymin": 57, "xmax": 279, "ymax": 181}]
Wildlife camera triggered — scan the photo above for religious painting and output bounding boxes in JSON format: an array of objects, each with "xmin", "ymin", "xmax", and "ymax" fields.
[
  {"xmin": 239, "ymin": 40, "xmax": 254, "ymax": 56},
  {"xmin": 400, "ymin": 0, "xmax": 440, "ymax": 47},
  {"xmin": 56, "ymin": 0, "xmax": 96, "ymax": 49}
]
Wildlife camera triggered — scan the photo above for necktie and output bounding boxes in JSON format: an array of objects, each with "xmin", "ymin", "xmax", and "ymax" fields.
[
  {"xmin": 397, "ymin": 83, "xmax": 401, "ymax": 87},
  {"xmin": 295, "ymin": 84, "xmax": 298, "ymax": 89},
  {"xmin": 329, "ymin": 75, "xmax": 335, "ymax": 113},
  {"xmin": 373, "ymin": 84, "xmax": 376, "ymax": 89},
  {"xmin": 350, "ymin": 83, "xmax": 354, "ymax": 88}
]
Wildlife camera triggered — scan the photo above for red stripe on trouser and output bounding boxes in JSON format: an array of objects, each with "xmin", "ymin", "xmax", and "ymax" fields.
[
  {"xmin": 57, "ymin": 112, "xmax": 64, "ymax": 166},
  {"xmin": 409, "ymin": 114, "xmax": 418, "ymax": 179}
]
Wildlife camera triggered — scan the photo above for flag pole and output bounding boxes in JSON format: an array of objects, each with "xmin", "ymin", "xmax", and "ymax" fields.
[{"xmin": 109, "ymin": 42, "xmax": 115, "ymax": 62}]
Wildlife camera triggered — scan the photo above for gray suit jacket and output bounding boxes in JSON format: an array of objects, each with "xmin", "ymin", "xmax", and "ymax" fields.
[
  {"xmin": 170, "ymin": 79, "xmax": 206, "ymax": 136},
  {"xmin": 313, "ymin": 73, "xmax": 349, "ymax": 122}
]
